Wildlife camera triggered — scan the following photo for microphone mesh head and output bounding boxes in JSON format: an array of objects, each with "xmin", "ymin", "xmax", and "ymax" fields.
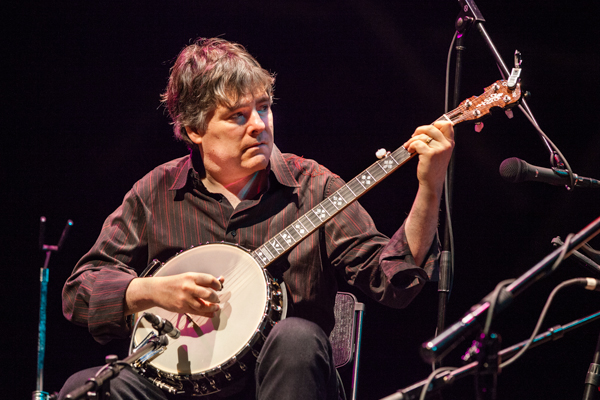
[{"xmin": 499, "ymin": 157, "xmax": 524, "ymax": 182}]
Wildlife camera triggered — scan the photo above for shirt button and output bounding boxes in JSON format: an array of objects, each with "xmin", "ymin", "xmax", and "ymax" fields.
[{"xmin": 231, "ymin": 231, "xmax": 237, "ymax": 237}]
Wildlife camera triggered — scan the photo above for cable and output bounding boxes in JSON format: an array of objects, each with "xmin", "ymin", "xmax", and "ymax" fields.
[
  {"xmin": 442, "ymin": 31, "xmax": 458, "ymax": 302},
  {"xmin": 444, "ymin": 32, "xmax": 458, "ymax": 115},
  {"xmin": 500, "ymin": 277, "xmax": 593, "ymax": 369},
  {"xmin": 517, "ymin": 105, "xmax": 575, "ymax": 190},
  {"xmin": 419, "ymin": 366, "xmax": 457, "ymax": 400},
  {"xmin": 551, "ymin": 233, "xmax": 574, "ymax": 272},
  {"xmin": 128, "ymin": 315, "xmax": 145, "ymax": 356},
  {"xmin": 583, "ymin": 242, "xmax": 600, "ymax": 255},
  {"xmin": 483, "ymin": 279, "xmax": 516, "ymax": 336}
]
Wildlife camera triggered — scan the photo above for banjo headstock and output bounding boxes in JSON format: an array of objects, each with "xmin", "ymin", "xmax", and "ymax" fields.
[{"xmin": 446, "ymin": 80, "xmax": 522, "ymax": 125}]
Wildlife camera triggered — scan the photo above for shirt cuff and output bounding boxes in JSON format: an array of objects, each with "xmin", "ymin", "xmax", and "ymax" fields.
[
  {"xmin": 380, "ymin": 221, "xmax": 440, "ymax": 288},
  {"xmin": 88, "ymin": 269, "xmax": 136, "ymax": 344}
]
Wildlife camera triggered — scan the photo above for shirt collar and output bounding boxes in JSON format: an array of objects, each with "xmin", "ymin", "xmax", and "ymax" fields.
[{"xmin": 169, "ymin": 144, "xmax": 300, "ymax": 191}]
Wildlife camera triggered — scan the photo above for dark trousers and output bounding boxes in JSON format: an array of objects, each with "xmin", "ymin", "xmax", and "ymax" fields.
[{"xmin": 58, "ymin": 318, "xmax": 338, "ymax": 400}]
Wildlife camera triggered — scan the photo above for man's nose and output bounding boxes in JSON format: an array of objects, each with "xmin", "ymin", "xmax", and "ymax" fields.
[{"xmin": 248, "ymin": 109, "xmax": 266, "ymax": 137}]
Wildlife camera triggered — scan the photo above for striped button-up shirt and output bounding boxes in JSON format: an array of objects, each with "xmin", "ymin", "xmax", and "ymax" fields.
[{"xmin": 63, "ymin": 145, "xmax": 438, "ymax": 344}]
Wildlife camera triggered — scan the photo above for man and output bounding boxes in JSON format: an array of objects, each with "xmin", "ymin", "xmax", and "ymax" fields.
[{"xmin": 59, "ymin": 37, "xmax": 453, "ymax": 399}]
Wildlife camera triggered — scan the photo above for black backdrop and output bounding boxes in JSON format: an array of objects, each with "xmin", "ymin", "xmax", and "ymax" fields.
[{"xmin": 4, "ymin": 1, "xmax": 600, "ymax": 399}]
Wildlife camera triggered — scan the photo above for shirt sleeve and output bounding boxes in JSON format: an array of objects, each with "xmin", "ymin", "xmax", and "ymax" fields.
[
  {"xmin": 62, "ymin": 187, "xmax": 148, "ymax": 344},
  {"xmin": 324, "ymin": 175, "xmax": 439, "ymax": 309}
]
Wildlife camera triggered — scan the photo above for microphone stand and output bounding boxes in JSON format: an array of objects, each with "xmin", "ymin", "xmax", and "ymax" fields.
[
  {"xmin": 437, "ymin": 0, "xmax": 512, "ymax": 347},
  {"xmin": 64, "ymin": 334, "xmax": 169, "ymax": 400},
  {"xmin": 437, "ymin": 0, "xmax": 561, "ymax": 366},
  {"xmin": 422, "ymin": 214, "xmax": 600, "ymax": 364},
  {"xmin": 380, "ymin": 310, "xmax": 600, "ymax": 400},
  {"xmin": 583, "ymin": 331, "xmax": 600, "ymax": 400},
  {"xmin": 435, "ymin": 0, "xmax": 479, "ymax": 362},
  {"xmin": 552, "ymin": 237, "xmax": 600, "ymax": 276},
  {"xmin": 551, "ymin": 236, "xmax": 600, "ymax": 399},
  {"xmin": 33, "ymin": 217, "xmax": 73, "ymax": 400}
]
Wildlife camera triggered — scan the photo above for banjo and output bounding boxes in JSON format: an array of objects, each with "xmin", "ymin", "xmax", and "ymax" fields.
[{"xmin": 130, "ymin": 79, "xmax": 522, "ymax": 396}]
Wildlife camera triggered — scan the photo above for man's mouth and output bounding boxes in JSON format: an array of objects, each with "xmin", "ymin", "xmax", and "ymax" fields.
[{"xmin": 247, "ymin": 142, "xmax": 266, "ymax": 150}]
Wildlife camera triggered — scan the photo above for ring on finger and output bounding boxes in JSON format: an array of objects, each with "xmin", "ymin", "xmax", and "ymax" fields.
[{"xmin": 425, "ymin": 137, "xmax": 434, "ymax": 145}]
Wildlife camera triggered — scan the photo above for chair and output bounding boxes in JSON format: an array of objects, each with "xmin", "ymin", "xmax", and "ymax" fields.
[{"xmin": 329, "ymin": 292, "xmax": 365, "ymax": 400}]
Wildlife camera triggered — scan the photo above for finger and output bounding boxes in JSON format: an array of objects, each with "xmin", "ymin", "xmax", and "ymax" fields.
[
  {"xmin": 404, "ymin": 131, "xmax": 436, "ymax": 150},
  {"xmin": 411, "ymin": 125, "xmax": 442, "ymax": 139},
  {"xmin": 404, "ymin": 138, "xmax": 433, "ymax": 155},
  {"xmin": 195, "ymin": 298, "xmax": 221, "ymax": 314},
  {"xmin": 432, "ymin": 121, "xmax": 454, "ymax": 142},
  {"xmin": 194, "ymin": 286, "xmax": 221, "ymax": 303},
  {"xmin": 193, "ymin": 273, "xmax": 225, "ymax": 291}
]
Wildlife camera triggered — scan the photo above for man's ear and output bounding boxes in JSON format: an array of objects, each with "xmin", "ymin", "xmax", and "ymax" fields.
[{"xmin": 185, "ymin": 126, "xmax": 202, "ymax": 145}]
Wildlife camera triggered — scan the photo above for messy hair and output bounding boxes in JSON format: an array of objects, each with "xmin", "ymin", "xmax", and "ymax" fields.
[{"xmin": 162, "ymin": 38, "xmax": 275, "ymax": 146}]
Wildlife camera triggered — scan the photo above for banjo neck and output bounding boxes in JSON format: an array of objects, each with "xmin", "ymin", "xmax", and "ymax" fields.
[{"xmin": 251, "ymin": 79, "xmax": 522, "ymax": 269}]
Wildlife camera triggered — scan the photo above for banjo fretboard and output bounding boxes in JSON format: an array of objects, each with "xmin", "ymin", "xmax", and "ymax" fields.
[{"xmin": 250, "ymin": 79, "xmax": 522, "ymax": 269}]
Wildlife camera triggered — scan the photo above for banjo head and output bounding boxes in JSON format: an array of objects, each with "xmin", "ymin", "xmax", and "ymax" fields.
[{"xmin": 132, "ymin": 242, "xmax": 272, "ymax": 378}]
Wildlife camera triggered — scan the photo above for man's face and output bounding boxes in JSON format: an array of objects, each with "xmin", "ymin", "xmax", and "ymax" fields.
[{"xmin": 190, "ymin": 92, "xmax": 274, "ymax": 185}]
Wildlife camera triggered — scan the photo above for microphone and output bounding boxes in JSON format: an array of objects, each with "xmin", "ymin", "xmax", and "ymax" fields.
[
  {"xmin": 142, "ymin": 312, "xmax": 181, "ymax": 339},
  {"xmin": 499, "ymin": 157, "xmax": 600, "ymax": 189}
]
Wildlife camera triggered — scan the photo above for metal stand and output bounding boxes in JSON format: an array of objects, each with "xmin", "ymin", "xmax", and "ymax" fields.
[
  {"xmin": 436, "ymin": 0, "xmax": 518, "ymax": 348},
  {"xmin": 422, "ymin": 215, "xmax": 600, "ymax": 364},
  {"xmin": 380, "ymin": 310, "xmax": 600, "ymax": 400},
  {"xmin": 64, "ymin": 334, "xmax": 169, "ymax": 400},
  {"xmin": 33, "ymin": 217, "xmax": 73, "ymax": 400},
  {"xmin": 582, "ymin": 330, "xmax": 600, "ymax": 400}
]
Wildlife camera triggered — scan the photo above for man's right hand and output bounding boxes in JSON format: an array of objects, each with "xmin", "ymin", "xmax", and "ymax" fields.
[{"xmin": 125, "ymin": 273, "xmax": 224, "ymax": 318}]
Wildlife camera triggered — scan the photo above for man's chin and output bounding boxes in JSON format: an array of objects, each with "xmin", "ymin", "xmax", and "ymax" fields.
[{"xmin": 243, "ymin": 156, "xmax": 269, "ymax": 173}]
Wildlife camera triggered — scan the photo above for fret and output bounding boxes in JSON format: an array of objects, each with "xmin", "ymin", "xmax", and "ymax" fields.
[
  {"xmin": 253, "ymin": 252, "xmax": 266, "ymax": 267},
  {"xmin": 266, "ymin": 238, "xmax": 284, "ymax": 255},
  {"xmin": 391, "ymin": 147, "xmax": 412, "ymax": 165},
  {"xmin": 320, "ymin": 197, "xmax": 335, "ymax": 215},
  {"xmin": 347, "ymin": 179, "xmax": 364, "ymax": 197},
  {"xmin": 254, "ymin": 248, "xmax": 270, "ymax": 266},
  {"xmin": 285, "ymin": 225, "xmax": 302, "ymax": 243},
  {"xmin": 328, "ymin": 192, "xmax": 347, "ymax": 209},
  {"xmin": 299, "ymin": 214, "xmax": 315, "ymax": 229},
  {"xmin": 381, "ymin": 155, "xmax": 399, "ymax": 173},
  {"xmin": 358, "ymin": 171, "xmax": 375, "ymax": 188},
  {"xmin": 279, "ymin": 229, "xmax": 296, "ymax": 247},
  {"xmin": 261, "ymin": 245, "xmax": 276, "ymax": 260},
  {"xmin": 290, "ymin": 220, "xmax": 309, "ymax": 237},
  {"xmin": 437, "ymin": 114, "xmax": 452, "ymax": 123},
  {"xmin": 368, "ymin": 162, "xmax": 386, "ymax": 181},
  {"xmin": 337, "ymin": 186, "xmax": 355, "ymax": 203},
  {"xmin": 312, "ymin": 205, "xmax": 330, "ymax": 222},
  {"xmin": 375, "ymin": 159, "xmax": 388, "ymax": 174},
  {"xmin": 273, "ymin": 233, "xmax": 291, "ymax": 250},
  {"xmin": 305, "ymin": 211, "xmax": 321, "ymax": 227},
  {"xmin": 345, "ymin": 182, "xmax": 357, "ymax": 197}
]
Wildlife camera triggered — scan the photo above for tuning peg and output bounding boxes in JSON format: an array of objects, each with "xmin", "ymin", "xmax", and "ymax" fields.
[
  {"xmin": 514, "ymin": 50, "xmax": 522, "ymax": 69},
  {"xmin": 505, "ymin": 109, "xmax": 514, "ymax": 119},
  {"xmin": 474, "ymin": 122, "xmax": 484, "ymax": 132},
  {"xmin": 376, "ymin": 148, "xmax": 388, "ymax": 159}
]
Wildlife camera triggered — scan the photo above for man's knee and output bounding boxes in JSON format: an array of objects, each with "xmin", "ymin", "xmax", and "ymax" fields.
[
  {"xmin": 261, "ymin": 317, "xmax": 332, "ymax": 365},
  {"xmin": 58, "ymin": 367, "xmax": 103, "ymax": 400}
]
